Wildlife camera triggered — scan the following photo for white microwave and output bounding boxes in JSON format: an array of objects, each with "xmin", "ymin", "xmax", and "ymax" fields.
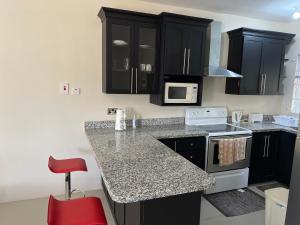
[{"xmin": 164, "ymin": 82, "xmax": 198, "ymax": 104}]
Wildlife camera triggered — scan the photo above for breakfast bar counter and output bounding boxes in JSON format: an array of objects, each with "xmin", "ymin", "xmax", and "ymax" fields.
[
  {"xmin": 85, "ymin": 124, "xmax": 213, "ymax": 203},
  {"xmin": 85, "ymin": 121, "xmax": 214, "ymax": 225}
]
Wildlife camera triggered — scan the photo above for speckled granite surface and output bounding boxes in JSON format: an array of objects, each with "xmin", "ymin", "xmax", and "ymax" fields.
[
  {"xmin": 85, "ymin": 118, "xmax": 298, "ymax": 204},
  {"xmin": 238, "ymin": 122, "xmax": 298, "ymax": 134},
  {"xmin": 85, "ymin": 125, "xmax": 213, "ymax": 203},
  {"xmin": 85, "ymin": 117, "xmax": 184, "ymax": 129}
]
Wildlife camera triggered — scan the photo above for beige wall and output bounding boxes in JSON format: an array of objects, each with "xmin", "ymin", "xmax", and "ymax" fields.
[{"xmin": 0, "ymin": 0, "xmax": 298, "ymax": 203}]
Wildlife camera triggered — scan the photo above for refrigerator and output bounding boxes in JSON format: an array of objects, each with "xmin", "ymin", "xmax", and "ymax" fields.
[{"xmin": 285, "ymin": 122, "xmax": 300, "ymax": 225}]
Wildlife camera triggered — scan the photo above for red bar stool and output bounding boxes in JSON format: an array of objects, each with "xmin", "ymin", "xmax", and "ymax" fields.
[
  {"xmin": 48, "ymin": 195, "xmax": 107, "ymax": 225},
  {"xmin": 48, "ymin": 156, "xmax": 87, "ymax": 200}
]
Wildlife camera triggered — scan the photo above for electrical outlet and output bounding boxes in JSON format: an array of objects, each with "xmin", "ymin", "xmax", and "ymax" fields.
[{"xmin": 107, "ymin": 108, "xmax": 118, "ymax": 115}]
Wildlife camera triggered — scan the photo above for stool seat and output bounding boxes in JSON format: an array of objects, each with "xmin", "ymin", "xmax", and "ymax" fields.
[
  {"xmin": 48, "ymin": 156, "xmax": 87, "ymax": 173},
  {"xmin": 48, "ymin": 195, "xmax": 107, "ymax": 225}
]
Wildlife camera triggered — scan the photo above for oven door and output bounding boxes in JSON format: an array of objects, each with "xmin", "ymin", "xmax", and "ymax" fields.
[{"xmin": 206, "ymin": 135, "xmax": 252, "ymax": 173}]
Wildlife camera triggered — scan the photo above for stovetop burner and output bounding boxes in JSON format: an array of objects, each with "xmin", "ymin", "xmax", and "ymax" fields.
[
  {"xmin": 197, "ymin": 124, "xmax": 247, "ymax": 133},
  {"xmin": 185, "ymin": 107, "xmax": 252, "ymax": 136},
  {"xmin": 203, "ymin": 124, "xmax": 251, "ymax": 136}
]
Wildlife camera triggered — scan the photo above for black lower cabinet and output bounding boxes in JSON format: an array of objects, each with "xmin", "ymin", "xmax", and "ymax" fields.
[
  {"xmin": 115, "ymin": 202, "xmax": 125, "ymax": 225},
  {"xmin": 158, "ymin": 136, "xmax": 206, "ymax": 169},
  {"xmin": 102, "ymin": 180, "xmax": 202, "ymax": 225},
  {"xmin": 249, "ymin": 132, "xmax": 279, "ymax": 184},
  {"xmin": 249, "ymin": 131, "xmax": 297, "ymax": 186},
  {"xmin": 276, "ymin": 132, "xmax": 296, "ymax": 186}
]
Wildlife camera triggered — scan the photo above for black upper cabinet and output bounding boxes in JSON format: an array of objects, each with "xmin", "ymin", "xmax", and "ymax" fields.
[
  {"xmin": 100, "ymin": 8, "xmax": 212, "ymax": 99},
  {"xmin": 163, "ymin": 24, "xmax": 185, "ymax": 75},
  {"xmin": 161, "ymin": 14, "xmax": 212, "ymax": 76},
  {"xmin": 226, "ymin": 28, "xmax": 295, "ymax": 95},
  {"xmin": 187, "ymin": 28, "xmax": 205, "ymax": 76},
  {"xmin": 99, "ymin": 8, "xmax": 159, "ymax": 94},
  {"xmin": 136, "ymin": 24, "xmax": 158, "ymax": 94},
  {"xmin": 261, "ymin": 40, "xmax": 285, "ymax": 94}
]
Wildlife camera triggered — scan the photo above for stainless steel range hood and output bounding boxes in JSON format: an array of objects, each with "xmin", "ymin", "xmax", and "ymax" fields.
[{"xmin": 204, "ymin": 21, "xmax": 242, "ymax": 78}]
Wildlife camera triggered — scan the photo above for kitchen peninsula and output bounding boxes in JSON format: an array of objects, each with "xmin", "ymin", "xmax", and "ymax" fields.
[{"xmin": 85, "ymin": 120, "xmax": 215, "ymax": 225}]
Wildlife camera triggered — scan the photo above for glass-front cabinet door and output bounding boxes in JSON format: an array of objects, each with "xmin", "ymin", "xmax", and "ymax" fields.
[
  {"xmin": 108, "ymin": 21, "xmax": 134, "ymax": 93},
  {"xmin": 135, "ymin": 24, "xmax": 157, "ymax": 94}
]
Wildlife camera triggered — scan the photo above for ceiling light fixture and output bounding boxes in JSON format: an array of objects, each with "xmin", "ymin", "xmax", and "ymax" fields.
[
  {"xmin": 293, "ymin": 5, "xmax": 300, "ymax": 19},
  {"xmin": 293, "ymin": 11, "xmax": 300, "ymax": 19}
]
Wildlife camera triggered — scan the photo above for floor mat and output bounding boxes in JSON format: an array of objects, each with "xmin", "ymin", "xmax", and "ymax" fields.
[
  {"xmin": 204, "ymin": 189, "xmax": 265, "ymax": 217},
  {"xmin": 257, "ymin": 182, "xmax": 287, "ymax": 192}
]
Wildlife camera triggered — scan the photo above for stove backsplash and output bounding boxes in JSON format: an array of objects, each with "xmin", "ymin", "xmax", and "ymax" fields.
[
  {"xmin": 85, "ymin": 115, "xmax": 274, "ymax": 130},
  {"xmin": 227, "ymin": 114, "xmax": 274, "ymax": 123}
]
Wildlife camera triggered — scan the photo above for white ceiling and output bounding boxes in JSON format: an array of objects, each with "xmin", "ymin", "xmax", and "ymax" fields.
[{"xmin": 138, "ymin": 0, "xmax": 300, "ymax": 22}]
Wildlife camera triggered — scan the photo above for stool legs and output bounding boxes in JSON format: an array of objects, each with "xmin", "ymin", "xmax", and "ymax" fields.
[{"xmin": 65, "ymin": 172, "xmax": 71, "ymax": 200}]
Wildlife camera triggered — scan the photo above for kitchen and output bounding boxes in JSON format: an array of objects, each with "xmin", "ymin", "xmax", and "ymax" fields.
[{"xmin": 1, "ymin": 0, "xmax": 300, "ymax": 225}]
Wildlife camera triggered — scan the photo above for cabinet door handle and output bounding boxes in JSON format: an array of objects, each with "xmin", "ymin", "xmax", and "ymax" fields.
[
  {"xmin": 135, "ymin": 68, "xmax": 138, "ymax": 94},
  {"xmin": 187, "ymin": 49, "xmax": 191, "ymax": 75},
  {"xmin": 131, "ymin": 68, "xmax": 134, "ymax": 94},
  {"xmin": 260, "ymin": 74, "xmax": 264, "ymax": 95},
  {"xmin": 266, "ymin": 136, "xmax": 270, "ymax": 158},
  {"xmin": 174, "ymin": 141, "xmax": 177, "ymax": 152},
  {"xmin": 263, "ymin": 136, "xmax": 267, "ymax": 158},
  {"xmin": 263, "ymin": 74, "xmax": 267, "ymax": 95},
  {"xmin": 183, "ymin": 48, "xmax": 187, "ymax": 75}
]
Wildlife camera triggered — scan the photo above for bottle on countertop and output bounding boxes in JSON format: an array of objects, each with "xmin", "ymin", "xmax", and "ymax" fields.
[
  {"xmin": 115, "ymin": 109, "xmax": 126, "ymax": 131},
  {"xmin": 132, "ymin": 113, "xmax": 136, "ymax": 129}
]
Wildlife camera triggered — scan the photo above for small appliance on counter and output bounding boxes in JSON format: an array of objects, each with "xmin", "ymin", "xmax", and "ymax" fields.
[
  {"xmin": 115, "ymin": 109, "xmax": 126, "ymax": 131},
  {"xmin": 231, "ymin": 110, "xmax": 243, "ymax": 124},
  {"xmin": 248, "ymin": 113, "xmax": 264, "ymax": 123},
  {"xmin": 273, "ymin": 115, "xmax": 299, "ymax": 128}
]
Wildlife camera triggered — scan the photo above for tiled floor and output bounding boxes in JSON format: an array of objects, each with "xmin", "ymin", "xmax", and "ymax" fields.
[{"xmin": 0, "ymin": 189, "xmax": 265, "ymax": 225}]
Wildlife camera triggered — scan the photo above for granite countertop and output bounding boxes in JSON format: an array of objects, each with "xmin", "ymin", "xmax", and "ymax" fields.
[
  {"xmin": 238, "ymin": 122, "xmax": 298, "ymax": 134},
  {"xmin": 85, "ymin": 124, "xmax": 214, "ymax": 204},
  {"xmin": 85, "ymin": 120, "xmax": 298, "ymax": 204}
]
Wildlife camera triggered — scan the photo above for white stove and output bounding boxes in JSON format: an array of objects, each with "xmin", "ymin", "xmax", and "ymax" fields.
[
  {"xmin": 185, "ymin": 107, "xmax": 252, "ymax": 136},
  {"xmin": 185, "ymin": 107, "xmax": 252, "ymax": 194}
]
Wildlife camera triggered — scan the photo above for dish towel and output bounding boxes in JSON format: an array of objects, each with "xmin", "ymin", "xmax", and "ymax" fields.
[
  {"xmin": 218, "ymin": 138, "xmax": 235, "ymax": 166},
  {"xmin": 234, "ymin": 137, "xmax": 247, "ymax": 162}
]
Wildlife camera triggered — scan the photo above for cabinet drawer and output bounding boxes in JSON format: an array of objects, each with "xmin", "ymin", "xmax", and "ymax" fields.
[
  {"xmin": 158, "ymin": 138, "xmax": 176, "ymax": 150},
  {"xmin": 176, "ymin": 137, "xmax": 206, "ymax": 152},
  {"xmin": 179, "ymin": 150, "xmax": 204, "ymax": 169}
]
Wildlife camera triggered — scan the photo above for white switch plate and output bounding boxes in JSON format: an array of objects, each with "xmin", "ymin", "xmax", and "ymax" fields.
[
  {"xmin": 60, "ymin": 83, "xmax": 69, "ymax": 95},
  {"xmin": 71, "ymin": 87, "xmax": 80, "ymax": 95}
]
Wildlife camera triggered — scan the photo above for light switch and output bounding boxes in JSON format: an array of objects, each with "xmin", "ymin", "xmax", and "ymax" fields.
[
  {"xmin": 60, "ymin": 83, "xmax": 69, "ymax": 95},
  {"xmin": 71, "ymin": 87, "xmax": 80, "ymax": 95}
]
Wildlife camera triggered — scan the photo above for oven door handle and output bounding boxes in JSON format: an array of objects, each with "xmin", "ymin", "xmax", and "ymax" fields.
[{"xmin": 210, "ymin": 136, "xmax": 252, "ymax": 142}]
